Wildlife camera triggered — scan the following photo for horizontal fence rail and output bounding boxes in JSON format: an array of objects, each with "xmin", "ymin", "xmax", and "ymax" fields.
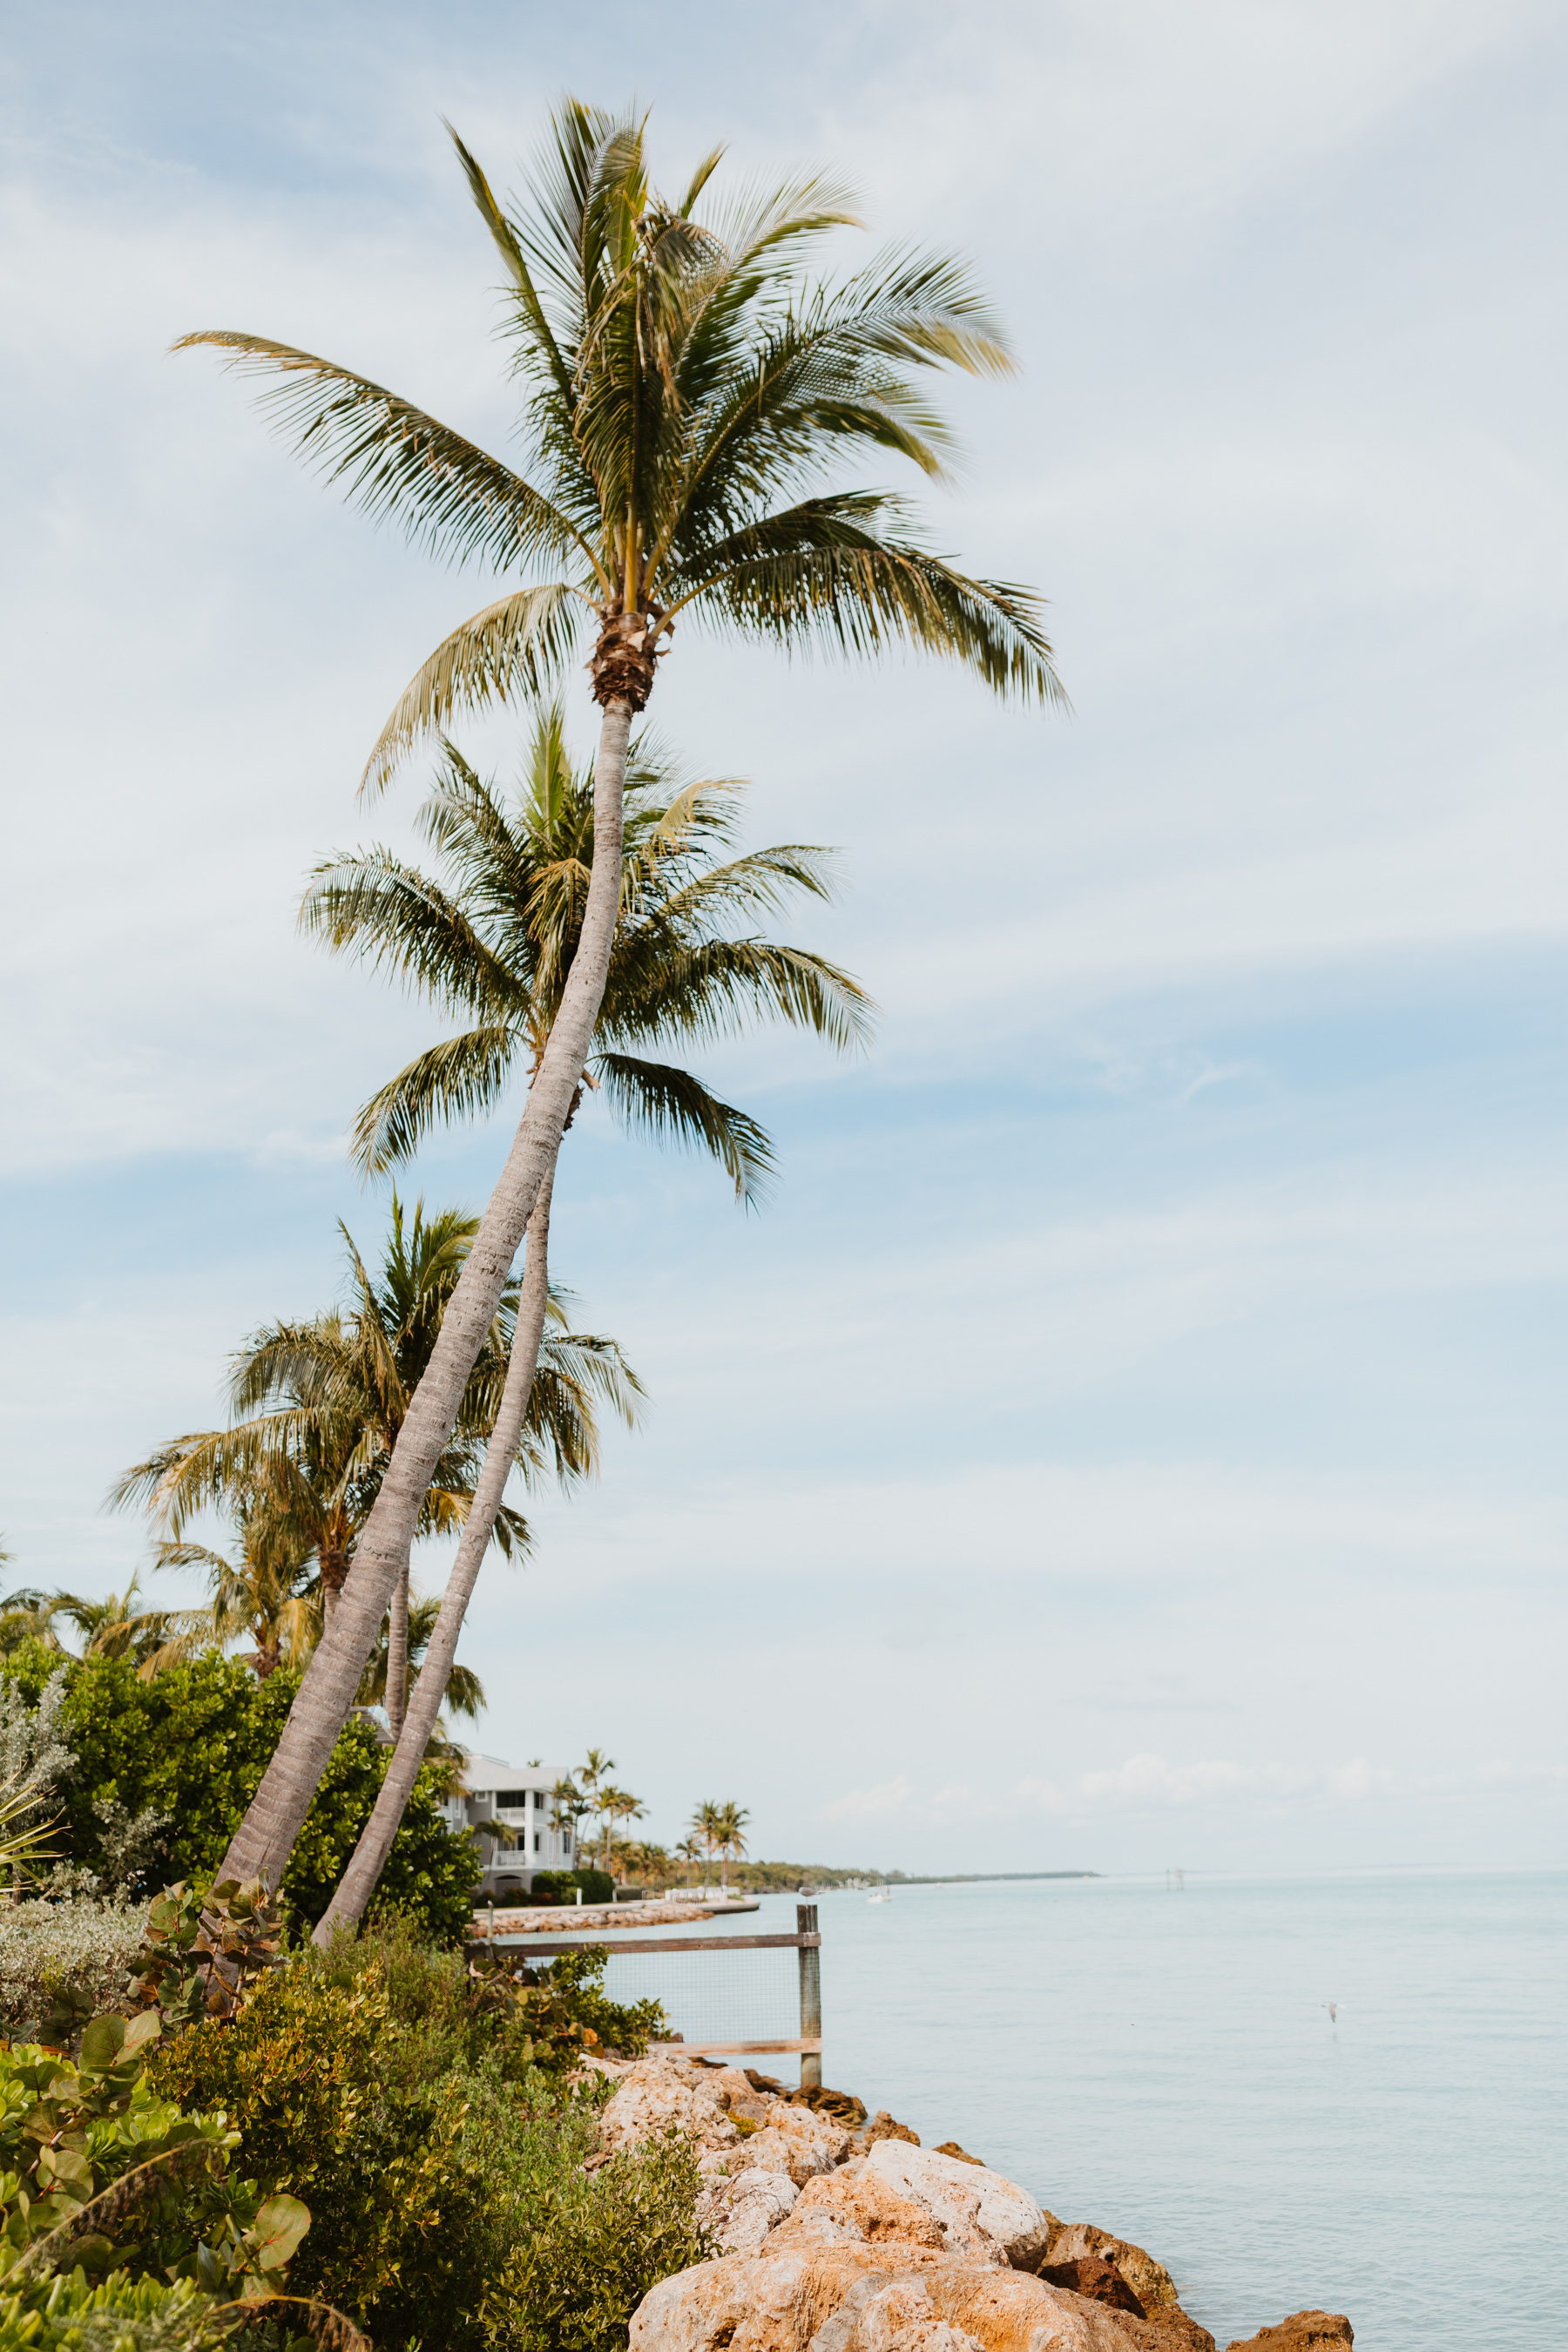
[{"xmin": 489, "ymin": 1904, "xmax": 824, "ymax": 2084}]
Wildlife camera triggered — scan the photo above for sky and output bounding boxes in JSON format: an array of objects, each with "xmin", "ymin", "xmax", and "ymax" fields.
[{"xmin": 2, "ymin": 0, "xmax": 1564, "ymax": 1877}]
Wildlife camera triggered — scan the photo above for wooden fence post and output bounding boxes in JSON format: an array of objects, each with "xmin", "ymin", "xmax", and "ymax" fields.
[{"xmin": 796, "ymin": 1901, "xmax": 821, "ymax": 2092}]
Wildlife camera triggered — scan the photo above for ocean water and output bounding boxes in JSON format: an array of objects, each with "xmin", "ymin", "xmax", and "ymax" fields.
[{"xmin": 581, "ymin": 1869, "xmax": 1567, "ymax": 2350}]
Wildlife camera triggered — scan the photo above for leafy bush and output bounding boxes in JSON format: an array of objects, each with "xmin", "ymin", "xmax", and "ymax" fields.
[
  {"xmin": 150, "ymin": 1928, "xmax": 682, "ymax": 2352},
  {"xmin": 0, "ymin": 1901, "xmax": 145, "ymax": 2041},
  {"xmin": 0, "ymin": 2265, "xmax": 217, "ymax": 2352},
  {"xmin": 524, "ymin": 1869, "xmax": 614, "ymax": 1906},
  {"xmin": 0, "ymin": 2021, "xmax": 307, "ymax": 2294},
  {"xmin": 0, "ymin": 1648, "xmax": 476, "ymax": 1940},
  {"xmin": 479, "ymin": 2131, "xmax": 710, "ymax": 2352}
]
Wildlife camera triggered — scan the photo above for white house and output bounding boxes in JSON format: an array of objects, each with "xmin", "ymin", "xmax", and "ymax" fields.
[{"xmin": 444, "ymin": 1753, "xmax": 580, "ymax": 1899}]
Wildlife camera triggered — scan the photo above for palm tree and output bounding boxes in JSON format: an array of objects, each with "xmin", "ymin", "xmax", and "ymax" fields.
[
  {"xmin": 595, "ymin": 1783, "xmax": 645, "ymax": 1874},
  {"xmin": 113, "ymin": 1200, "xmax": 639, "ymax": 1736},
  {"xmin": 675, "ymin": 1834, "xmax": 706, "ymax": 1889},
  {"xmin": 690, "ymin": 1801, "xmax": 724, "ymax": 1890},
  {"xmin": 149, "ymin": 1516, "xmax": 319, "ymax": 1683},
  {"xmin": 187, "ymin": 98, "xmax": 1061, "ymax": 1898},
  {"xmin": 0, "ymin": 1578, "xmax": 199, "ymax": 1673},
  {"xmin": 304, "ymin": 713, "xmax": 868, "ymax": 1930},
  {"xmin": 301, "ymin": 706, "xmax": 870, "ymax": 1202},
  {"xmin": 713, "ymin": 1800, "xmax": 751, "ymax": 1895},
  {"xmin": 355, "ymin": 1591, "xmax": 485, "ymax": 1723}
]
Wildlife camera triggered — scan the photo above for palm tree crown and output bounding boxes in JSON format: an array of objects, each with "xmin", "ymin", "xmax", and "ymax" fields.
[
  {"xmin": 301, "ymin": 706, "xmax": 872, "ymax": 1200},
  {"xmin": 113, "ymin": 1197, "xmax": 641, "ymax": 1605},
  {"xmin": 179, "ymin": 98, "xmax": 1063, "ymax": 786}
]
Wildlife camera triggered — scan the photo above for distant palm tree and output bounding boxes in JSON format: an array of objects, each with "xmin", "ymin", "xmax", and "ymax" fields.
[
  {"xmin": 676, "ymin": 1834, "xmax": 706, "ymax": 1888},
  {"xmin": 690, "ymin": 1801, "xmax": 725, "ymax": 1889},
  {"xmin": 595, "ymin": 1783, "xmax": 645, "ymax": 1873},
  {"xmin": 712, "ymin": 1801, "xmax": 750, "ymax": 1894},
  {"xmin": 187, "ymin": 98, "xmax": 1060, "ymax": 1901},
  {"xmin": 113, "ymin": 1201, "xmax": 639, "ymax": 1737},
  {"xmin": 0, "ymin": 1578, "xmax": 198, "ymax": 1674}
]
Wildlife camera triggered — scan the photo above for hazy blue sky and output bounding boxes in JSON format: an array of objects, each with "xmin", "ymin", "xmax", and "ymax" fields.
[{"xmin": 3, "ymin": 0, "xmax": 1564, "ymax": 1876}]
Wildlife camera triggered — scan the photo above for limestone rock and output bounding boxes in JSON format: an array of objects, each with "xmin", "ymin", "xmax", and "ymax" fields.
[
  {"xmin": 781, "ymin": 2166, "xmax": 946, "ymax": 2255},
  {"xmin": 933, "ymin": 2144, "xmax": 985, "ymax": 2166},
  {"xmin": 599, "ymin": 2058, "xmax": 740, "ymax": 2165},
  {"xmin": 1044, "ymin": 2230, "xmax": 1178, "ymax": 2318},
  {"xmin": 1223, "ymin": 2316, "xmax": 1352, "ymax": 2352},
  {"xmin": 859, "ymin": 2112, "xmax": 922, "ymax": 2150},
  {"xmin": 1040, "ymin": 2261, "xmax": 1145, "ymax": 2318},
  {"xmin": 867, "ymin": 2144, "xmax": 1051, "ymax": 2271},
  {"xmin": 630, "ymin": 2246, "xmax": 1146, "ymax": 2352},
  {"xmin": 736, "ymin": 2100, "xmax": 854, "ymax": 2186},
  {"xmin": 697, "ymin": 2168, "xmax": 801, "ymax": 2255}
]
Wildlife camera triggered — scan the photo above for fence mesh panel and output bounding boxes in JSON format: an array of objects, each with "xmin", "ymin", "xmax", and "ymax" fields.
[
  {"xmin": 598, "ymin": 1945, "xmax": 801, "ymax": 2047},
  {"xmin": 497, "ymin": 1937, "xmax": 807, "ymax": 2050}
]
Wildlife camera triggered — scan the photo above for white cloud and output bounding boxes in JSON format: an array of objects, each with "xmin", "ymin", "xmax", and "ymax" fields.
[
  {"xmin": 820, "ymin": 1776, "xmax": 917, "ymax": 1821},
  {"xmin": 823, "ymin": 1754, "xmax": 1567, "ymax": 1827}
]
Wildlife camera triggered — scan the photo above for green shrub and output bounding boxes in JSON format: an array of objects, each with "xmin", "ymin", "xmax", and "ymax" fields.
[
  {"xmin": 150, "ymin": 1932, "xmax": 685, "ymax": 2352},
  {"xmin": 524, "ymin": 1869, "xmax": 614, "ymax": 1906},
  {"xmin": 479, "ymin": 2131, "xmax": 711, "ymax": 2352},
  {"xmin": 0, "ymin": 1901, "xmax": 145, "ymax": 2041},
  {"xmin": 0, "ymin": 1649, "xmax": 476, "ymax": 1942},
  {"xmin": 0, "ymin": 2265, "xmax": 218, "ymax": 2352}
]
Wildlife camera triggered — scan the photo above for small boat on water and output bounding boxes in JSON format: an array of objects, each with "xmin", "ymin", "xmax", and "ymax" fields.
[{"xmin": 868, "ymin": 1887, "xmax": 892, "ymax": 1903}]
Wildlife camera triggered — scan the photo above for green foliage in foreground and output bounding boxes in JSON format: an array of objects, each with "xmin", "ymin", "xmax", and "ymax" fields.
[
  {"xmin": 0, "ymin": 2019, "xmax": 317, "ymax": 2352},
  {"xmin": 151, "ymin": 1923, "xmax": 692, "ymax": 2352},
  {"xmin": 0, "ymin": 2265, "xmax": 217, "ymax": 2352},
  {"xmin": 0, "ymin": 1648, "xmax": 476, "ymax": 1939}
]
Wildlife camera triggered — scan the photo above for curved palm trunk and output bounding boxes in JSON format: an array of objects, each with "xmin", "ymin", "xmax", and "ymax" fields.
[
  {"xmin": 312, "ymin": 1163, "xmax": 555, "ymax": 1943},
  {"xmin": 384, "ymin": 1567, "xmax": 409, "ymax": 1742},
  {"xmin": 217, "ymin": 689, "xmax": 637, "ymax": 1892}
]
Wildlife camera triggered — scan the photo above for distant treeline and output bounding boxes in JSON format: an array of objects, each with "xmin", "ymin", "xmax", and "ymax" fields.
[{"xmin": 695, "ymin": 1861, "xmax": 1099, "ymax": 1892}]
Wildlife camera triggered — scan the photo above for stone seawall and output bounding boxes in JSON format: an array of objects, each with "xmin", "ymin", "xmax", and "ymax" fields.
[{"xmin": 472, "ymin": 1897, "xmax": 760, "ymax": 1936}]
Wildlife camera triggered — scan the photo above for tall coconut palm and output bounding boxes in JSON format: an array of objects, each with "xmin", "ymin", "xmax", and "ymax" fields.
[
  {"xmin": 114, "ymin": 1200, "xmax": 639, "ymax": 1736},
  {"xmin": 183, "ymin": 98, "xmax": 1061, "ymax": 1896},
  {"xmin": 306, "ymin": 706, "xmax": 870, "ymax": 1932},
  {"xmin": 302, "ymin": 705, "xmax": 870, "ymax": 1201}
]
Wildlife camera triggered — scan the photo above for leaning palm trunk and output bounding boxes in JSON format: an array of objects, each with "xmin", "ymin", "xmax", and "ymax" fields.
[
  {"xmin": 215, "ymin": 692, "xmax": 635, "ymax": 1890},
  {"xmin": 312, "ymin": 1163, "xmax": 556, "ymax": 1942},
  {"xmin": 384, "ymin": 1566, "xmax": 409, "ymax": 1741}
]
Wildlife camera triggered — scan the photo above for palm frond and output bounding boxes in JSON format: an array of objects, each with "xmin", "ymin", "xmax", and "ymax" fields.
[
  {"xmin": 361, "ymin": 585, "xmax": 586, "ymax": 795},
  {"xmin": 349, "ymin": 1026, "xmax": 524, "ymax": 1175},
  {"xmin": 592, "ymin": 1053, "xmax": 776, "ymax": 1205},
  {"xmin": 172, "ymin": 333, "xmax": 593, "ymax": 580}
]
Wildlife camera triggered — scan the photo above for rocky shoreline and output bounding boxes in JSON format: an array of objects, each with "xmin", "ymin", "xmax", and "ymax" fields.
[
  {"xmin": 590, "ymin": 2054, "xmax": 1352, "ymax": 2352},
  {"xmin": 473, "ymin": 1898, "xmax": 760, "ymax": 1936}
]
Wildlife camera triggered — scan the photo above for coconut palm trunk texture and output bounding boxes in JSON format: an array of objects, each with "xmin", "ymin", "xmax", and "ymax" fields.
[
  {"xmin": 314, "ymin": 1160, "xmax": 557, "ymax": 1941},
  {"xmin": 216, "ymin": 688, "xmax": 634, "ymax": 1889}
]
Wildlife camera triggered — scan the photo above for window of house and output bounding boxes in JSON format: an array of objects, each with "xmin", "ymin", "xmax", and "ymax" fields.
[{"xmin": 534, "ymin": 1832, "xmax": 542, "ymax": 1852}]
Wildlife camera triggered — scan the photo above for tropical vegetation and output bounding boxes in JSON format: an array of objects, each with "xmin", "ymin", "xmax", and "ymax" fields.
[{"xmin": 111, "ymin": 1198, "xmax": 638, "ymax": 1740}]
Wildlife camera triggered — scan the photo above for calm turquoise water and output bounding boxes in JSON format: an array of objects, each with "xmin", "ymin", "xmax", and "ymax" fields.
[{"xmin": 608, "ymin": 1871, "xmax": 1565, "ymax": 2351}]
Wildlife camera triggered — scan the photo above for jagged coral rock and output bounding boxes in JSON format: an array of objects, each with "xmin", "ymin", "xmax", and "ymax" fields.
[
  {"xmin": 598, "ymin": 2057, "xmax": 741, "ymax": 2168},
  {"xmin": 697, "ymin": 2166, "xmax": 801, "ymax": 2255},
  {"xmin": 630, "ymin": 2246, "xmax": 1142, "ymax": 2352},
  {"xmin": 1223, "ymin": 2318, "xmax": 1352, "ymax": 2352},
  {"xmin": 1044, "ymin": 2229, "xmax": 1180, "ymax": 2318},
  {"xmin": 735, "ymin": 2099, "xmax": 853, "ymax": 2186},
  {"xmin": 867, "ymin": 2144, "xmax": 1051, "ymax": 2271}
]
